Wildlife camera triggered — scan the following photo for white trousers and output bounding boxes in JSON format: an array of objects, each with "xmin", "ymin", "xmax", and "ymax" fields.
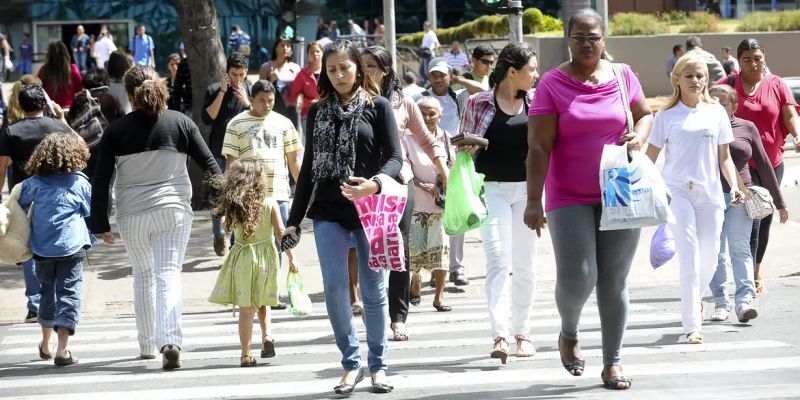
[
  {"xmin": 118, "ymin": 207, "xmax": 193, "ymax": 355},
  {"xmin": 669, "ymin": 187, "xmax": 724, "ymax": 335},
  {"xmin": 479, "ymin": 182, "xmax": 538, "ymax": 339}
]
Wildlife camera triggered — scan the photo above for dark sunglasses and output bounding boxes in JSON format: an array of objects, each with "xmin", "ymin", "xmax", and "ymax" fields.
[
  {"xmin": 478, "ymin": 58, "xmax": 495, "ymax": 66},
  {"xmin": 570, "ymin": 35, "xmax": 602, "ymax": 46}
]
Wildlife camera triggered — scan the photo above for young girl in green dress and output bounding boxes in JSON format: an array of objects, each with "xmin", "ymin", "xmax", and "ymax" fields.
[{"xmin": 209, "ymin": 159, "xmax": 298, "ymax": 367}]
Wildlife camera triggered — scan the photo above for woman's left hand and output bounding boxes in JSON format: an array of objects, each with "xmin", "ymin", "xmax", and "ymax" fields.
[
  {"xmin": 730, "ymin": 189, "xmax": 745, "ymax": 206},
  {"xmin": 288, "ymin": 259, "xmax": 299, "ymax": 274},
  {"xmin": 341, "ymin": 176, "xmax": 379, "ymax": 201},
  {"xmin": 621, "ymin": 132, "xmax": 644, "ymax": 150},
  {"xmin": 779, "ymin": 208, "xmax": 789, "ymax": 224}
]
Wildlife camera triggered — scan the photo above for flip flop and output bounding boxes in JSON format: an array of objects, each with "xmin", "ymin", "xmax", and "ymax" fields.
[
  {"xmin": 54, "ymin": 350, "xmax": 78, "ymax": 366},
  {"xmin": 240, "ymin": 355, "xmax": 257, "ymax": 367},
  {"xmin": 432, "ymin": 303, "xmax": 452, "ymax": 312},
  {"xmin": 410, "ymin": 296, "xmax": 421, "ymax": 306},
  {"xmin": 601, "ymin": 370, "xmax": 633, "ymax": 390},
  {"xmin": 390, "ymin": 324, "xmax": 409, "ymax": 341},
  {"xmin": 38, "ymin": 342, "xmax": 52, "ymax": 360},
  {"xmin": 351, "ymin": 302, "xmax": 364, "ymax": 315}
]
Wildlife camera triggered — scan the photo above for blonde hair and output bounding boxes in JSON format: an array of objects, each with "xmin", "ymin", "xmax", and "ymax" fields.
[
  {"xmin": 212, "ymin": 160, "xmax": 269, "ymax": 239},
  {"xmin": 664, "ymin": 54, "xmax": 717, "ymax": 110},
  {"xmin": 8, "ymin": 75, "xmax": 43, "ymax": 123}
]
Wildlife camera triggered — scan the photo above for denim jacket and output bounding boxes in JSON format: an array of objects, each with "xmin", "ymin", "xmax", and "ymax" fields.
[
  {"xmin": 460, "ymin": 89, "xmax": 535, "ymax": 139},
  {"xmin": 19, "ymin": 172, "xmax": 95, "ymax": 258}
]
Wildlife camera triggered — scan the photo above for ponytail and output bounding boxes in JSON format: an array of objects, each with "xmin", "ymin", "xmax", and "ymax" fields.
[
  {"xmin": 491, "ymin": 43, "xmax": 536, "ymax": 99},
  {"xmin": 124, "ymin": 65, "xmax": 168, "ymax": 116}
]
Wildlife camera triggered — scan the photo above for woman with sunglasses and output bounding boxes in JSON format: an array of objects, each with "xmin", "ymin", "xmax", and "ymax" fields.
[
  {"xmin": 715, "ymin": 39, "xmax": 800, "ymax": 294},
  {"xmin": 525, "ymin": 8, "xmax": 653, "ymax": 390}
]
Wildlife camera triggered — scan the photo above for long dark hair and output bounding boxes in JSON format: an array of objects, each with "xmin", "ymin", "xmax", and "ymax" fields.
[
  {"xmin": 489, "ymin": 43, "xmax": 536, "ymax": 99},
  {"xmin": 317, "ymin": 39, "xmax": 379, "ymax": 103},
  {"xmin": 271, "ymin": 35, "xmax": 293, "ymax": 62},
  {"xmin": 41, "ymin": 41, "xmax": 72, "ymax": 95},
  {"xmin": 361, "ymin": 46, "xmax": 402, "ymax": 107}
]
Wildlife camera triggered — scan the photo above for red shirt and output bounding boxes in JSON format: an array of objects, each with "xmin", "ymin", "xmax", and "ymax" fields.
[
  {"xmin": 286, "ymin": 66, "xmax": 320, "ymax": 118},
  {"xmin": 38, "ymin": 63, "xmax": 83, "ymax": 109},
  {"xmin": 717, "ymin": 74, "xmax": 797, "ymax": 168}
]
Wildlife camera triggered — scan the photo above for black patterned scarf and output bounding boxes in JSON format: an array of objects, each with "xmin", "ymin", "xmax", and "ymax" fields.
[{"xmin": 312, "ymin": 88, "xmax": 367, "ymax": 182}]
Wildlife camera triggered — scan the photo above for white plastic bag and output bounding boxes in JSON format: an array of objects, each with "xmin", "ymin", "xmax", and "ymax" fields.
[{"xmin": 599, "ymin": 145, "xmax": 674, "ymax": 231}]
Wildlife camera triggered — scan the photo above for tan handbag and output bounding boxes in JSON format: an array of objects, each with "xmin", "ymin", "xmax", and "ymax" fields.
[
  {"xmin": 0, "ymin": 184, "xmax": 32, "ymax": 265},
  {"xmin": 744, "ymin": 186, "xmax": 775, "ymax": 220}
]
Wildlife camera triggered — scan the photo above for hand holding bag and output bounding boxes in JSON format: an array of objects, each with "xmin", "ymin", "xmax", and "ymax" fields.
[
  {"xmin": 287, "ymin": 271, "xmax": 313, "ymax": 318},
  {"xmin": 744, "ymin": 186, "xmax": 775, "ymax": 220},
  {"xmin": 443, "ymin": 151, "xmax": 487, "ymax": 235}
]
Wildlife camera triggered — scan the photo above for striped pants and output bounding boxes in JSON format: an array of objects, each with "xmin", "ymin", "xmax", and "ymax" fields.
[{"xmin": 118, "ymin": 207, "xmax": 193, "ymax": 356}]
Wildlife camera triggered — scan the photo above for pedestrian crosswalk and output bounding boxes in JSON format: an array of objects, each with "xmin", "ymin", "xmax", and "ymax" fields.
[{"xmin": 1, "ymin": 286, "xmax": 798, "ymax": 399}]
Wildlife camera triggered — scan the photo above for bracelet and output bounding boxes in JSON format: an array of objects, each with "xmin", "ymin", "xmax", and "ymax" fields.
[{"xmin": 370, "ymin": 177, "xmax": 382, "ymax": 194}]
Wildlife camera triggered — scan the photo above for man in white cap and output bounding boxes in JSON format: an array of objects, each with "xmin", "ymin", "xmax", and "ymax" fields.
[{"xmin": 413, "ymin": 57, "xmax": 470, "ymax": 287}]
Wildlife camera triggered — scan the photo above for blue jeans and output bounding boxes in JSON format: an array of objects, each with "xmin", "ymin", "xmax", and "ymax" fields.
[
  {"xmin": 313, "ymin": 220, "xmax": 388, "ymax": 373},
  {"xmin": 18, "ymin": 59, "xmax": 32, "ymax": 75},
  {"xmin": 35, "ymin": 254, "xmax": 84, "ymax": 334},
  {"xmin": 23, "ymin": 259, "xmax": 40, "ymax": 313},
  {"xmin": 211, "ymin": 155, "xmax": 227, "ymax": 238},
  {"xmin": 74, "ymin": 52, "xmax": 87, "ymax": 71},
  {"xmin": 710, "ymin": 196, "xmax": 755, "ymax": 311}
]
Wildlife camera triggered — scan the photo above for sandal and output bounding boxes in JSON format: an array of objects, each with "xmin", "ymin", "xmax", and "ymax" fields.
[
  {"xmin": 53, "ymin": 350, "xmax": 78, "ymax": 366},
  {"xmin": 351, "ymin": 302, "xmax": 364, "ymax": 316},
  {"xmin": 432, "ymin": 302, "xmax": 452, "ymax": 312},
  {"xmin": 490, "ymin": 337, "xmax": 509, "ymax": 364},
  {"xmin": 514, "ymin": 335, "xmax": 535, "ymax": 357},
  {"xmin": 390, "ymin": 323, "xmax": 409, "ymax": 342},
  {"xmin": 240, "ymin": 355, "xmax": 257, "ymax": 367},
  {"xmin": 261, "ymin": 336, "xmax": 276, "ymax": 358},
  {"xmin": 687, "ymin": 331, "xmax": 704, "ymax": 344},
  {"xmin": 601, "ymin": 369, "xmax": 633, "ymax": 390},
  {"xmin": 38, "ymin": 342, "xmax": 52, "ymax": 360},
  {"xmin": 755, "ymin": 278, "xmax": 765, "ymax": 294},
  {"xmin": 558, "ymin": 333, "xmax": 585, "ymax": 376},
  {"xmin": 410, "ymin": 296, "xmax": 421, "ymax": 306}
]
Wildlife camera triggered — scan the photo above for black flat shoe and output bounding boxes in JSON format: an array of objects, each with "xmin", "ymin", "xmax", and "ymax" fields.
[
  {"xmin": 261, "ymin": 336, "xmax": 275, "ymax": 358},
  {"xmin": 333, "ymin": 368, "xmax": 365, "ymax": 395},
  {"xmin": 371, "ymin": 378, "xmax": 394, "ymax": 393},
  {"xmin": 38, "ymin": 342, "xmax": 52, "ymax": 360},
  {"xmin": 53, "ymin": 350, "xmax": 78, "ymax": 366}
]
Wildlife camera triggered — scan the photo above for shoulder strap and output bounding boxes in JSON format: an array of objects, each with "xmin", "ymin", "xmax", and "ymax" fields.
[{"xmin": 612, "ymin": 63, "xmax": 634, "ymax": 136}]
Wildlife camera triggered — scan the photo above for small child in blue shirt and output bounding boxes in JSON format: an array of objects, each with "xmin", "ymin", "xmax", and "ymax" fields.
[{"xmin": 18, "ymin": 132, "xmax": 100, "ymax": 366}]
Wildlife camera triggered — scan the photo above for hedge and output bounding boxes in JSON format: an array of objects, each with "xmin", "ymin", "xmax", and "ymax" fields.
[
  {"xmin": 610, "ymin": 13, "xmax": 668, "ymax": 36},
  {"xmin": 680, "ymin": 12, "xmax": 723, "ymax": 33},
  {"xmin": 397, "ymin": 8, "xmax": 562, "ymax": 46},
  {"xmin": 737, "ymin": 10, "xmax": 800, "ymax": 32}
]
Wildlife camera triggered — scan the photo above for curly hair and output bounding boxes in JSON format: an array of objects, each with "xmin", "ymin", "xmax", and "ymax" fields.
[
  {"xmin": 25, "ymin": 132, "xmax": 90, "ymax": 176},
  {"xmin": 212, "ymin": 159, "xmax": 269, "ymax": 239}
]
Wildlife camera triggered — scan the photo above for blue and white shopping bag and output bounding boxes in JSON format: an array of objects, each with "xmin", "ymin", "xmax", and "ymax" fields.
[{"xmin": 599, "ymin": 145, "xmax": 673, "ymax": 231}]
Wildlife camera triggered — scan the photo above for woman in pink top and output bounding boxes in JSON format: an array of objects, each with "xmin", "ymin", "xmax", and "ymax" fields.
[
  {"xmin": 361, "ymin": 46, "xmax": 449, "ymax": 342},
  {"xmin": 525, "ymin": 9, "xmax": 653, "ymax": 390},
  {"xmin": 38, "ymin": 41, "xmax": 82, "ymax": 109},
  {"xmin": 715, "ymin": 39, "xmax": 800, "ymax": 293},
  {"xmin": 287, "ymin": 41, "xmax": 323, "ymax": 136}
]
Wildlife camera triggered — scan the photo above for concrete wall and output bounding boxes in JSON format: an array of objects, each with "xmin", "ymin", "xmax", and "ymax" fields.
[{"xmin": 525, "ymin": 32, "xmax": 800, "ymax": 97}]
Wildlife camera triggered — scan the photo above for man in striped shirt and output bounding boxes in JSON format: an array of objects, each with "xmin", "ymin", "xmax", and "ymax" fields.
[{"xmin": 444, "ymin": 41, "xmax": 470, "ymax": 72}]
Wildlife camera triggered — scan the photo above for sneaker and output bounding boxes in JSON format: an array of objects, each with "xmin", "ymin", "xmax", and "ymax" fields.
[
  {"xmin": 710, "ymin": 307, "xmax": 729, "ymax": 322},
  {"xmin": 213, "ymin": 236, "xmax": 228, "ymax": 257},
  {"xmin": 24, "ymin": 310, "xmax": 38, "ymax": 323},
  {"xmin": 161, "ymin": 345, "xmax": 181, "ymax": 370},
  {"xmin": 736, "ymin": 304, "xmax": 758, "ymax": 323}
]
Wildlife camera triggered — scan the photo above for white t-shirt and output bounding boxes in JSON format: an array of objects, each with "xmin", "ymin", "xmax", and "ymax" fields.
[
  {"xmin": 93, "ymin": 37, "xmax": 117, "ymax": 69},
  {"xmin": 648, "ymin": 101, "xmax": 733, "ymax": 207},
  {"xmin": 421, "ymin": 31, "xmax": 438, "ymax": 51}
]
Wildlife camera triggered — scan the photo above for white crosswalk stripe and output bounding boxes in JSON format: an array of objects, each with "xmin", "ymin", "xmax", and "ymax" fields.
[{"xmin": 1, "ymin": 293, "xmax": 798, "ymax": 399}]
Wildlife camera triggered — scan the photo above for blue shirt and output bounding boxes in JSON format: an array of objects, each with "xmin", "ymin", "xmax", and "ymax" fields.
[
  {"xmin": 129, "ymin": 34, "xmax": 155, "ymax": 66},
  {"xmin": 71, "ymin": 34, "xmax": 89, "ymax": 54},
  {"xmin": 19, "ymin": 172, "xmax": 95, "ymax": 258}
]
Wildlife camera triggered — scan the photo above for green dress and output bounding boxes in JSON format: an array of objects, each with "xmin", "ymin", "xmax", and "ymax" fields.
[{"xmin": 209, "ymin": 199, "xmax": 279, "ymax": 307}]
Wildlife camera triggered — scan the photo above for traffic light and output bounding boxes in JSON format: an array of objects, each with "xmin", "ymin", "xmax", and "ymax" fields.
[
  {"xmin": 277, "ymin": 0, "xmax": 298, "ymax": 39},
  {"xmin": 482, "ymin": 0, "xmax": 508, "ymax": 6}
]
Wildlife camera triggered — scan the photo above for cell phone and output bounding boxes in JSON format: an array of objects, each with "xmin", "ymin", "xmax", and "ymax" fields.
[
  {"xmin": 42, "ymin": 90, "xmax": 56, "ymax": 117},
  {"xmin": 343, "ymin": 178, "xmax": 358, "ymax": 186},
  {"xmin": 280, "ymin": 229, "xmax": 300, "ymax": 251}
]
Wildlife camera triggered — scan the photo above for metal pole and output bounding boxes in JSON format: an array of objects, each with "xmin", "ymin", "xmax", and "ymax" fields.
[
  {"xmin": 427, "ymin": 0, "xmax": 437, "ymax": 30},
  {"xmin": 596, "ymin": 0, "xmax": 609, "ymax": 36},
  {"xmin": 384, "ymin": 0, "xmax": 397, "ymax": 71},
  {"xmin": 508, "ymin": 0, "xmax": 523, "ymax": 44}
]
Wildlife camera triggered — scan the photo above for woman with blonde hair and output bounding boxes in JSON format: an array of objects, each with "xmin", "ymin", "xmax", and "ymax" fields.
[
  {"xmin": 646, "ymin": 55, "xmax": 744, "ymax": 345},
  {"xmin": 7, "ymin": 75, "xmax": 44, "ymax": 124}
]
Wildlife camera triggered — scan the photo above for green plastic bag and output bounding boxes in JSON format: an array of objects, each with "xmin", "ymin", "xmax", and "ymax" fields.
[
  {"xmin": 287, "ymin": 271, "xmax": 313, "ymax": 318},
  {"xmin": 443, "ymin": 151, "xmax": 487, "ymax": 235}
]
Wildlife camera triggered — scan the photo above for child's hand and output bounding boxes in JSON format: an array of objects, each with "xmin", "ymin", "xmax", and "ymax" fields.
[
  {"xmin": 99, "ymin": 232, "xmax": 115, "ymax": 244},
  {"xmin": 288, "ymin": 259, "xmax": 299, "ymax": 274}
]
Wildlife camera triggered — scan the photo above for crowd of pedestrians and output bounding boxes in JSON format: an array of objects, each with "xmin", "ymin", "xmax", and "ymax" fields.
[{"xmin": 1, "ymin": 6, "xmax": 798, "ymax": 395}]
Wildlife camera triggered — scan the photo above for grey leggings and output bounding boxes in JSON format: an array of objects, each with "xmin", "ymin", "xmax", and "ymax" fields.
[{"xmin": 547, "ymin": 203, "xmax": 640, "ymax": 367}]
